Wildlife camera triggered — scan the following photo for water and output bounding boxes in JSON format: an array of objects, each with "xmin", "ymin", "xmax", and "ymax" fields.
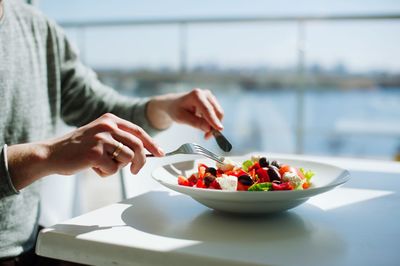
[{"xmin": 214, "ymin": 88, "xmax": 400, "ymax": 160}]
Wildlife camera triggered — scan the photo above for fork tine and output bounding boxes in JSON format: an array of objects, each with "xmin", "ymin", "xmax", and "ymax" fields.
[
  {"xmin": 193, "ymin": 147, "xmax": 212, "ymax": 157},
  {"xmin": 191, "ymin": 144, "xmax": 225, "ymax": 164},
  {"xmin": 196, "ymin": 151, "xmax": 224, "ymax": 164},
  {"xmin": 153, "ymin": 143, "xmax": 225, "ymax": 164},
  {"xmin": 194, "ymin": 144, "xmax": 218, "ymax": 156},
  {"xmin": 193, "ymin": 144, "xmax": 217, "ymax": 156},
  {"xmin": 199, "ymin": 151, "xmax": 224, "ymax": 164}
]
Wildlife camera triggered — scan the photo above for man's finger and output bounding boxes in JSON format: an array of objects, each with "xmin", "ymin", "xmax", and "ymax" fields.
[
  {"xmin": 178, "ymin": 110, "xmax": 211, "ymax": 132},
  {"xmin": 108, "ymin": 129, "xmax": 147, "ymax": 174},
  {"xmin": 195, "ymin": 95, "xmax": 224, "ymax": 131},
  {"xmin": 130, "ymin": 146, "xmax": 146, "ymax": 175},
  {"xmin": 105, "ymin": 138, "xmax": 134, "ymax": 164},
  {"xmin": 204, "ymin": 131, "xmax": 213, "ymax": 140},
  {"xmin": 205, "ymin": 90, "xmax": 224, "ymax": 121},
  {"xmin": 113, "ymin": 116, "xmax": 164, "ymax": 157},
  {"xmin": 92, "ymin": 156, "xmax": 119, "ymax": 177}
]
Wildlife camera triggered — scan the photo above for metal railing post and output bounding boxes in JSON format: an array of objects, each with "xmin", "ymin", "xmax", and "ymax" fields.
[
  {"xmin": 179, "ymin": 22, "xmax": 188, "ymax": 74},
  {"xmin": 295, "ymin": 20, "xmax": 306, "ymax": 154}
]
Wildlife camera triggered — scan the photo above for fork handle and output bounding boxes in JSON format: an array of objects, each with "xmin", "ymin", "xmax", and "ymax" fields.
[{"xmin": 145, "ymin": 154, "xmax": 155, "ymax": 157}]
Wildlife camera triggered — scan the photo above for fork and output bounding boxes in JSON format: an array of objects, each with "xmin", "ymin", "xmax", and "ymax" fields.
[{"xmin": 146, "ymin": 143, "xmax": 225, "ymax": 164}]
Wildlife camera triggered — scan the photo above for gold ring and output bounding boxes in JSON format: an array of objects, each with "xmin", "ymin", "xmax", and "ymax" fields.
[{"xmin": 111, "ymin": 142, "xmax": 123, "ymax": 160}]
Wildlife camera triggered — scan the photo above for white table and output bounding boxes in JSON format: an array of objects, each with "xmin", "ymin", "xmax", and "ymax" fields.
[{"xmin": 36, "ymin": 154, "xmax": 400, "ymax": 266}]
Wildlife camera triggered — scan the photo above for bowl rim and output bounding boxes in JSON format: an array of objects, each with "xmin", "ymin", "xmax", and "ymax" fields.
[{"xmin": 151, "ymin": 155, "xmax": 351, "ymax": 200}]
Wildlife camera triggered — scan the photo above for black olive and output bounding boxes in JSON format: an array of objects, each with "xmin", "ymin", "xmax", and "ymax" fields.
[
  {"xmin": 206, "ymin": 167, "xmax": 217, "ymax": 176},
  {"xmin": 203, "ymin": 174, "xmax": 216, "ymax": 187},
  {"xmin": 259, "ymin": 157, "xmax": 269, "ymax": 167},
  {"xmin": 267, "ymin": 166, "xmax": 281, "ymax": 181},
  {"xmin": 271, "ymin": 160, "xmax": 281, "ymax": 169},
  {"xmin": 238, "ymin": 175, "xmax": 254, "ymax": 186}
]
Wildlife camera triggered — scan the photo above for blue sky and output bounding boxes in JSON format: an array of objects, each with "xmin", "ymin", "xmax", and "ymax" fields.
[{"xmin": 38, "ymin": 0, "xmax": 400, "ymax": 72}]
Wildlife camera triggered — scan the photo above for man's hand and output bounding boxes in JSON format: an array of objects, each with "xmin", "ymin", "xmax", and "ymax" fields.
[
  {"xmin": 7, "ymin": 113, "xmax": 164, "ymax": 190},
  {"xmin": 147, "ymin": 88, "xmax": 224, "ymax": 139}
]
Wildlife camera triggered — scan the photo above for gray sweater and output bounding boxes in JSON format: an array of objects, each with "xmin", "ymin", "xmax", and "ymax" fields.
[{"xmin": 0, "ymin": 0, "xmax": 159, "ymax": 258}]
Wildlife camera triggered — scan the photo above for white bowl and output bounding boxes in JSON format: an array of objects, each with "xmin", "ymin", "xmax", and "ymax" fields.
[{"xmin": 151, "ymin": 155, "xmax": 350, "ymax": 214}]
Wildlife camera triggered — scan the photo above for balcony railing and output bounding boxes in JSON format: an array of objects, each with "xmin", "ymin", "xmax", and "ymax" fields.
[{"xmin": 58, "ymin": 13, "xmax": 400, "ymax": 155}]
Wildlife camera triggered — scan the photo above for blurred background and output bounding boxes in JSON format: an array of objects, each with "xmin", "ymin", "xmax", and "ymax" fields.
[{"xmin": 29, "ymin": 0, "xmax": 400, "ymax": 223}]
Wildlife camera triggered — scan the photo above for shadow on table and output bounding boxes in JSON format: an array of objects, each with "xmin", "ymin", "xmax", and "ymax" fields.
[
  {"xmin": 122, "ymin": 191, "xmax": 339, "ymax": 239},
  {"xmin": 121, "ymin": 191, "xmax": 346, "ymax": 264},
  {"xmin": 121, "ymin": 192, "xmax": 307, "ymax": 243},
  {"xmin": 42, "ymin": 224, "xmax": 123, "ymax": 237}
]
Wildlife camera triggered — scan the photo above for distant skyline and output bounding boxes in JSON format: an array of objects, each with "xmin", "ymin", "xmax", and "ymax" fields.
[{"xmin": 38, "ymin": 0, "xmax": 400, "ymax": 73}]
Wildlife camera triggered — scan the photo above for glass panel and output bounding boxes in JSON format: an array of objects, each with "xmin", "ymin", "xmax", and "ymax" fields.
[{"xmin": 38, "ymin": 2, "xmax": 400, "ymax": 161}]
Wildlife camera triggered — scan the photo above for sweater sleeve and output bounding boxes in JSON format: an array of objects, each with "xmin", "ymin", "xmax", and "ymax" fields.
[
  {"xmin": 49, "ymin": 22, "xmax": 162, "ymax": 136},
  {"xmin": 0, "ymin": 145, "xmax": 19, "ymax": 198}
]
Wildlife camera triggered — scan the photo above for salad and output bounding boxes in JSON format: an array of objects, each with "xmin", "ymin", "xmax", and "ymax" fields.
[{"xmin": 177, "ymin": 155, "xmax": 315, "ymax": 191}]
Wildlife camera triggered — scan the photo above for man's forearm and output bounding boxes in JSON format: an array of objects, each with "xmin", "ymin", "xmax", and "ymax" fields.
[
  {"xmin": 146, "ymin": 94, "xmax": 174, "ymax": 130},
  {"xmin": 6, "ymin": 142, "xmax": 52, "ymax": 191}
]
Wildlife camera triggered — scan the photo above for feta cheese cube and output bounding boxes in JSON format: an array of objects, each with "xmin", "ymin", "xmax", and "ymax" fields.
[
  {"xmin": 282, "ymin": 172, "xmax": 304, "ymax": 189},
  {"xmin": 216, "ymin": 175, "xmax": 238, "ymax": 191}
]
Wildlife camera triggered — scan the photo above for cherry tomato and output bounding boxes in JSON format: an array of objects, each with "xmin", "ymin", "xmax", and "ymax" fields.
[
  {"xmin": 272, "ymin": 182, "xmax": 292, "ymax": 191},
  {"xmin": 226, "ymin": 169, "xmax": 247, "ymax": 177},
  {"xmin": 248, "ymin": 162, "xmax": 261, "ymax": 172},
  {"xmin": 198, "ymin": 164, "xmax": 207, "ymax": 179},
  {"xmin": 216, "ymin": 169, "xmax": 224, "ymax": 177},
  {"xmin": 235, "ymin": 169, "xmax": 248, "ymax": 177},
  {"xmin": 196, "ymin": 179, "xmax": 207, "ymax": 188},
  {"xmin": 187, "ymin": 174, "xmax": 198, "ymax": 186},
  {"xmin": 256, "ymin": 168, "xmax": 270, "ymax": 183},
  {"xmin": 209, "ymin": 180, "xmax": 221, "ymax": 190},
  {"xmin": 302, "ymin": 182, "xmax": 310, "ymax": 189},
  {"xmin": 178, "ymin": 176, "xmax": 190, "ymax": 186}
]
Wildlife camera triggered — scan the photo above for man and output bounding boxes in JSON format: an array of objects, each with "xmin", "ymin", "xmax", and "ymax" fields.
[{"xmin": 0, "ymin": 0, "xmax": 225, "ymax": 264}]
